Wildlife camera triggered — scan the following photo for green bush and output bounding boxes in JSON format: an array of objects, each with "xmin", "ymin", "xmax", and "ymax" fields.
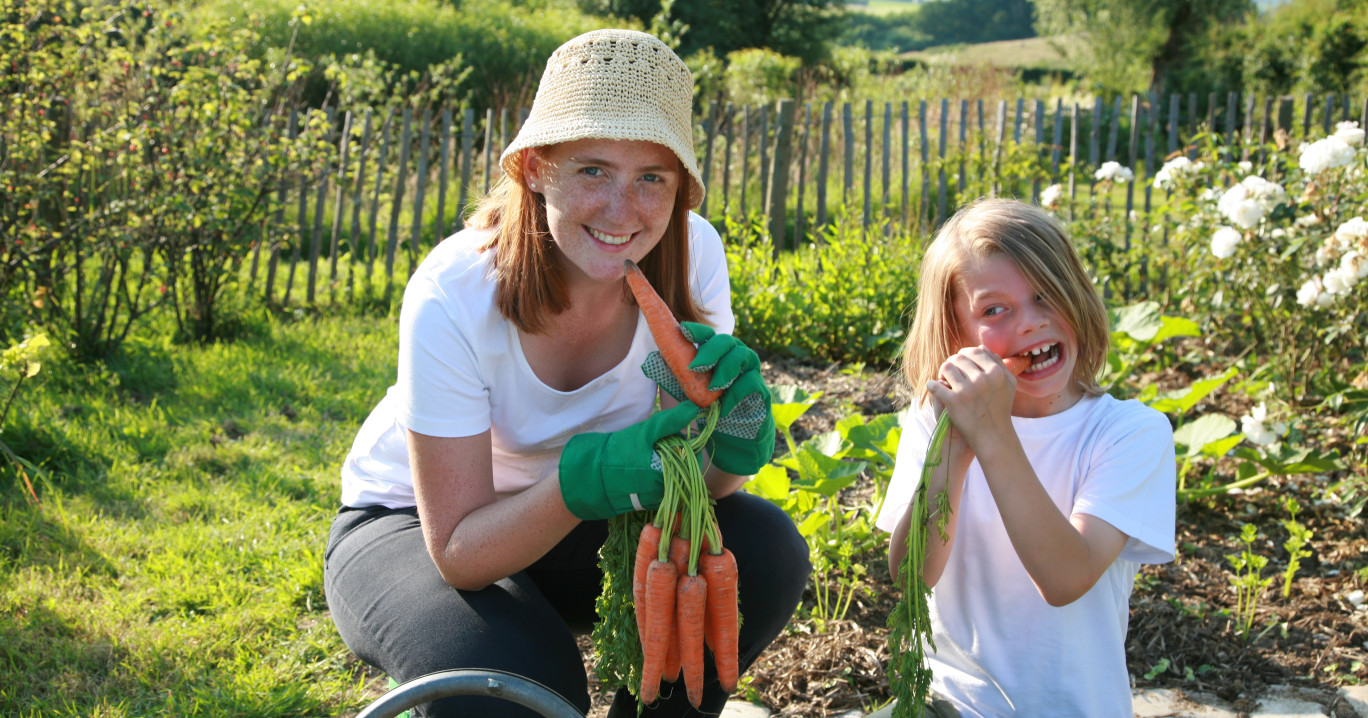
[
  {"xmin": 192, "ymin": 0, "xmax": 605, "ymax": 110},
  {"xmin": 726, "ymin": 209, "xmax": 924, "ymax": 365},
  {"xmin": 1, "ymin": 0, "xmax": 331, "ymax": 357}
]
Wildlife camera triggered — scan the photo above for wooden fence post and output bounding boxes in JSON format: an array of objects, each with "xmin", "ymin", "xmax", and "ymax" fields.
[
  {"xmin": 863, "ymin": 99, "xmax": 873, "ymax": 227},
  {"xmin": 456, "ymin": 108, "xmax": 474, "ymax": 231},
  {"xmin": 881, "ymin": 101, "xmax": 891, "ymax": 230},
  {"xmin": 740, "ymin": 105, "xmax": 751, "ymax": 219},
  {"xmin": 796, "ymin": 102, "xmax": 811, "ymax": 245},
  {"xmin": 700, "ymin": 99, "xmax": 720, "ymax": 219},
  {"xmin": 366, "ymin": 108, "xmax": 394, "ymax": 286},
  {"xmin": 767, "ymin": 99, "xmax": 796, "ymax": 252},
  {"xmin": 842, "ymin": 102, "xmax": 854, "ymax": 210},
  {"xmin": 937, "ymin": 99, "xmax": 948, "ymax": 225},
  {"xmin": 327, "ymin": 110, "xmax": 354, "ymax": 303},
  {"xmin": 384, "ymin": 107, "xmax": 413, "ymax": 297},
  {"xmin": 435, "ymin": 108, "xmax": 452, "ymax": 242},
  {"xmin": 347, "ymin": 108, "xmax": 372, "ymax": 297},
  {"xmin": 991, "ymin": 100, "xmax": 1006, "ymax": 197},
  {"xmin": 722, "ymin": 104, "xmax": 735, "ymax": 218},
  {"xmin": 758, "ymin": 104, "xmax": 770, "ymax": 213},
  {"xmin": 918, "ymin": 99, "xmax": 929, "ymax": 230},
  {"xmin": 900, "ymin": 101, "xmax": 909, "ymax": 226},
  {"xmin": 410, "ymin": 109, "xmax": 432, "ymax": 263},
  {"xmin": 816, "ymin": 101, "xmax": 832, "ymax": 228},
  {"xmin": 481, "ymin": 107, "xmax": 495, "ymax": 196}
]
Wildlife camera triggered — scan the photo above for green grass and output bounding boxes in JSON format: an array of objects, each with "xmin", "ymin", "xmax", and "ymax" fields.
[
  {"xmin": 849, "ymin": 0, "xmax": 925, "ymax": 16},
  {"xmin": 0, "ymin": 313, "xmax": 400, "ymax": 717},
  {"xmin": 903, "ymin": 35, "xmax": 1071, "ymax": 71}
]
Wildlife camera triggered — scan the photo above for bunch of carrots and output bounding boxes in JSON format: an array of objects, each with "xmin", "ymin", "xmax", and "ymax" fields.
[
  {"xmin": 590, "ymin": 260, "xmax": 740, "ymax": 709},
  {"xmin": 886, "ymin": 354, "xmax": 1029, "ymax": 718}
]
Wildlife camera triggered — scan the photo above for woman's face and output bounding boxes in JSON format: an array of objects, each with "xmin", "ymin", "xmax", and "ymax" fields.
[
  {"xmin": 522, "ymin": 139, "xmax": 682, "ymax": 286},
  {"xmin": 951, "ymin": 251, "xmax": 1083, "ymax": 418}
]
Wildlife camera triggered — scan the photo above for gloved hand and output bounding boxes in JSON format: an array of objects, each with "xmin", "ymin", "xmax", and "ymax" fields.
[
  {"xmin": 642, "ymin": 321, "xmax": 775, "ymax": 476},
  {"xmin": 558, "ymin": 400, "xmax": 703, "ymax": 520}
]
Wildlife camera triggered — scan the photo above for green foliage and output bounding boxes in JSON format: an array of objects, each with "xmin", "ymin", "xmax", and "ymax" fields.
[
  {"xmin": 583, "ymin": 0, "xmax": 845, "ymax": 66},
  {"xmin": 193, "ymin": 0, "xmax": 603, "ymax": 110},
  {"xmin": 841, "ymin": 0, "xmax": 1034, "ymax": 53},
  {"xmin": 747, "ymin": 385, "xmax": 900, "ymax": 628},
  {"xmin": 1280, "ymin": 498, "xmax": 1314, "ymax": 598},
  {"xmin": 725, "ymin": 210, "xmax": 922, "ymax": 366},
  {"xmin": 1225, "ymin": 523, "xmax": 1273, "ymax": 640},
  {"xmin": 838, "ymin": 7, "xmax": 930, "ymax": 54},
  {"xmin": 723, "ymin": 48, "xmax": 803, "ymax": 107},
  {"xmin": 1181, "ymin": 0, "xmax": 1368, "ymax": 98},
  {"xmin": 1033, "ymin": 0, "xmax": 1253, "ymax": 97},
  {"xmin": 1, "ymin": 0, "xmax": 330, "ymax": 356}
]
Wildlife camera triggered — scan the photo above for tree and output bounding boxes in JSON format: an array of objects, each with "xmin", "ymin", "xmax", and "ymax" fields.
[
  {"xmin": 579, "ymin": 0, "xmax": 845, "ymax": 65},
  {"xmin": 1034, "ymin": 0, "xmax": 1253, "ymax": 96}
]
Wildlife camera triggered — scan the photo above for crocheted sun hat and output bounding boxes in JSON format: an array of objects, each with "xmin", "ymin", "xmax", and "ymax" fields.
[{"xmin": 500, "ymin": 29, "xmax": 704, "ymax": 209}]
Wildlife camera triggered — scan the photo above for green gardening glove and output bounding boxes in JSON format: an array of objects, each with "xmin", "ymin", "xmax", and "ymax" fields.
[
  {"xmin": 642, "ymin": 321, "xmax": 776, "ymax": 476},
  {"xmin": 558, "ymin": 400, "xmax": 703, "ymax": 520}
]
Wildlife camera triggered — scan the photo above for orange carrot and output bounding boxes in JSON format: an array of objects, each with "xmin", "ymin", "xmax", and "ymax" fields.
[
  {"xmin": 639, "ymin": 559, "xmax": 678, "ymax": 704},
  {"xmin": 1002, "ymin": 354, "xmax": 1030, "ymax": 376},
  {"xmin": 699, "ymin": 548, "xmax": 740, "ymax": 692},
  {"xmin": 623, "ymin": 259, "xmax": 723, "ymax": 408},
  {"xmin": 675, "ymin": 573, "xmax": 709, "ymax": 707},
  {"xmin": 634, "ymin": 524, "xmax": 663, "ymax": 647},
  {"xmin": 662, "ymin": 535, "xmax": 690, "ymax": 682}
]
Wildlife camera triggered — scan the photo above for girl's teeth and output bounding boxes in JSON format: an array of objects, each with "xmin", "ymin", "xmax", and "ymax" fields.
[{"xmin": 589, "ymin": 228, "xmax": 631, "ymax": 245}]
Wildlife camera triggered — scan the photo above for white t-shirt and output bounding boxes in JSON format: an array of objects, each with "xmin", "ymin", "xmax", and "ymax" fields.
[
  {"xmin": 875, "ymin": 393, "xmax": 1176, "ymax": 718},
  {"xmin": 341, "ymin": 212, "xmax": 734, "ymax": 508}
]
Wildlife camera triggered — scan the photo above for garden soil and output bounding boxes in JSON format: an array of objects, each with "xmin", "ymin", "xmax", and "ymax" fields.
[
  {"xmin": 582, "ymin": 355, "xmax": 1367, "ymax": 717},
  {"xmin": 351, "ymin": 355, "xmax": 1366, "ymax": 717}
]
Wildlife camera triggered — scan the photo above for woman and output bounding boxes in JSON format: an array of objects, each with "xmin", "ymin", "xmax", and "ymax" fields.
[{"xmin": 323, "ymin": 29, "xmax": 811, "ymax": 718}]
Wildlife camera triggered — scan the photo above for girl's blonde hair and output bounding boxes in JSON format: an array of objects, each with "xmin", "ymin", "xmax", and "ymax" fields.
[
  {"xmin": 902, "ymin": 197, "xmax": 1109, "ymax": 403},
  {"xmin": 466, "ymin": 147, "xmax": 702, "ymax": 334}
]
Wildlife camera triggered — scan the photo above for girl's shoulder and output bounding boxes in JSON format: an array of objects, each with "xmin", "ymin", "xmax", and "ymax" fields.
[{"xmin": 1082, "ymin": 393, "xmax": 1175, "ymax": 450}]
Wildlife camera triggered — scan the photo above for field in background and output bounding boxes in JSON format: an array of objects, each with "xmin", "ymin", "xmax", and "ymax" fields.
[{"xmin": 902, "ymin": 35, "xmax": 1069, "ymax": 71}]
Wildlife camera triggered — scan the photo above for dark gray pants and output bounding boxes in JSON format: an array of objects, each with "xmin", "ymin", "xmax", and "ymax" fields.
[{"xmin": 324, "ymin": 492, "xmax": 811, "ymax": 717}]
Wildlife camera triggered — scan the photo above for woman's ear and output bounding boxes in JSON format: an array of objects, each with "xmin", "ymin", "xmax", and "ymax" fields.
[{"xmin": 520, "ymin": 148, "xmax": 544, "ymax": 189}]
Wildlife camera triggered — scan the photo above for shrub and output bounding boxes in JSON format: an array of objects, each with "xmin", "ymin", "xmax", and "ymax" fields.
[
  {"xmin": 192, "ymin": 0, "xmax": 604, "ymax": 110},
  {"xmin": 0, "ymin": 0, "xmax": 328, "ymax": 356}
]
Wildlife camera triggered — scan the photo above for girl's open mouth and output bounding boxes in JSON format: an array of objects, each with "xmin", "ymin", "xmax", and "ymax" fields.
[{"xmin": 1018, "ymin": 342, "xmax": 1061, "ymax": 374}]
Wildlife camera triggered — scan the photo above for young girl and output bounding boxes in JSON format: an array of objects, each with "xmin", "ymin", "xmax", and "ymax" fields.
[{"xmin": 877, "ymin": 198, "xmax": 1176, "ymax": 717}]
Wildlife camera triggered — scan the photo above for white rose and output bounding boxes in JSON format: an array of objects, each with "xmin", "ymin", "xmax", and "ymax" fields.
[
  {"xmin": 1297, "ymin": 277, "xmax": 1324, "ymax": 306},
  {"xmin": 1295, "ymin": 213, "xmax": 1323, "ymax": 227},
  {"xmin": 1040, "ymin": 183, "xmax": 1063, "ymax": 209},
  {"xmin": 1299, "ymin": 137, "xmax": 1356, "ymax": 174},
  {"xmin": 1324, "ymin": 265, "xmax": 1357, "ymax": 294},
  {"xmin": 1334, "ymin": 121, "xmax": 1365, "ymax": 147},
  {"xmin": 1153, "ymin": 156, "xmax": 1194, "ymax": 189},
  {"xmin": 1240, "ymin": 403, "xmax": 1284, "ymax": 446},
  {"xmin": 1240, "ymin": 175, "xmax": 1287, "ymax": 207},
  {"xmin": 1210, "ymin": 226, "xmax": 1243, "ymax": 259},
  {"xmin": 1218, "ymin": 185, "xmax": 1265, "ymax": 228},
  {"xmin": 1336, "ymin": 216, "xmax": 1368, "ymax": 242},
  {"xmin": 1094, "ymin": 161, "xmax": 1134, "ymax": 183}
]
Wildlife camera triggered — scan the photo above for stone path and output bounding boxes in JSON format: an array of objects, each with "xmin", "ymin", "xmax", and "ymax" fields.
[{"xmin": 718, "ymin": 685, "xmax": 1368, "ymax": 717}]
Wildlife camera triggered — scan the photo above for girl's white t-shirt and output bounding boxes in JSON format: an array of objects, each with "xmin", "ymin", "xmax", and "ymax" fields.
[
  {"xmin": 875, "ymin": 393, "xmax": 1176, "ymax": 718},
  {"xmin": 340, "ymin": 212, "xmax": 734, "ymax": 508}
]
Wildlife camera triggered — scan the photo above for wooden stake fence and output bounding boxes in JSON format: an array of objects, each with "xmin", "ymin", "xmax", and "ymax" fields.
[{"xmin": 239, "ymin": 91, "xmax": 1363, "ymax": 309}]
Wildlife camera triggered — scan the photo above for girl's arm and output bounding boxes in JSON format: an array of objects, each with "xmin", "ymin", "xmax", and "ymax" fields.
[
  {"xmin": 972, "ymin": 435, "xmax": 1128, "ymax": 606},
  {"xmin": 931, "ymin": 348, "xmax": 1129, "ymax": 606},
  {"xmin": 409, "ymin": 429, "xmax": 582, "ymax": 591}
]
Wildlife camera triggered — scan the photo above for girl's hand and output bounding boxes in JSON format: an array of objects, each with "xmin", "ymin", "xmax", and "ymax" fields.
[{"xmin": 925, "ymin": 345, "xmax": 1017, "ymax": 448}]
